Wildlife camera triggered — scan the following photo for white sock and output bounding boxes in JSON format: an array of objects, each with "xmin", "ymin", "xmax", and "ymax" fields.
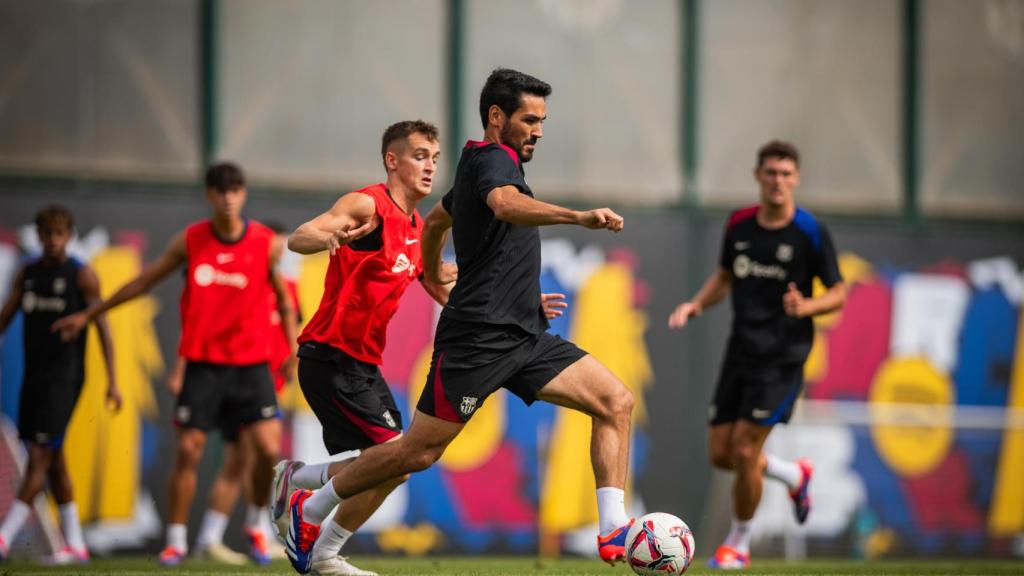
[
  {"xmin": 302, "ymin": 481, "xmax": 343, "ymax": 524},
  {"xmin": 0, "ymin": 500, "xmax": 31, "ymax": 545},
  {"xmin": 596, "ymin": 487, "xmax": 630, "ymax": 536},
  {"xmin": 58, "ymin": 502, "xmax": 86, "ymax": 551},
  {"xmin": 196, "ymin": 510, "xmax": 228, "ymax": 549},
  {"xmin": 764, "ymin": 454, "xmax": 802, "ymax": 491},
  {"xmin": 311, "ymin": 519, "xmax": 353, "ymax": 563},
  {"xmin": 167, "ymin": 523, "xmax": 188, "ymax": 553},
  {"xmin": 291, "ymin": 462, "xmax": 330, "ymax": 489},
  {"xmin": 723, "ymin": 518, "xmax": 752, "ymax": 555},
  {"xmin": 245, "ymin": 505, "xmax": 267, "ymax": 533}
]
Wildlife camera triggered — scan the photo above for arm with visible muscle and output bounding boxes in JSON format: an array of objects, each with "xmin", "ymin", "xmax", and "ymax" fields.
[
  {"xmin": 486, "ymin": 186, "xmax": 624, "ymax": 232},
  {"xmin": 269, "ymin": 234, "xmax": 298, "ymax": 378},
  {"xmin": 668, "ymin": 267, "xmax": 733, "ymax": 329},
  {"xmin": 78, "ymin": 264, "xmax": 121, "ymax": 411},
  {"xmin": 288, "ymin": 193, "xmax": 377, "ymax": 255},
  {"xmin": 53, "ymin": 232, "xmax": 187, "ymax": 340}
]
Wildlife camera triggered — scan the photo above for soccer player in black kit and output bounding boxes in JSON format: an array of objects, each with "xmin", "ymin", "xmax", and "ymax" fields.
[
  {"xmin": 282, "ymin": 68, "xmax": 637, "ymax": 573},
  {"xmin": 668, "ymin": 141, "xmax": 846, "ymax": 569},
  {"xmin": 0, "ymin": 205, "xmax": 120, "ymax": 563}
]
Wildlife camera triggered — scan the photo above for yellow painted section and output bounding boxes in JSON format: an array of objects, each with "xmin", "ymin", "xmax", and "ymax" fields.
[
  {"xmin": 989, "ymin": 306, "xmax": 1024, "ymax": 535},
  {"xmin": 65, "ymin": 247, "xmax": 161, "ymax": 521},
  {"xmin": 869, "ymin": 357, "xmax": 953, "ymax": 478},
  {"xmin": 280, "ymin": 252, "xmax": 330, "ymax": 412},
  {"xmin": 540, "ymin": 263, "xmax": 652, "ymax": 533},
  {"xmin": 406, "ymin": 345, "xmax": 507, "ymax": 472}
]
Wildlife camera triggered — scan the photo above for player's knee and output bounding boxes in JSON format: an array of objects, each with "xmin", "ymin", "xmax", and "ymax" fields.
[
  {"xmin": 709, "ymin": 444, "xmax": 732, "ymax": 469},
  {"xmin": 405, "ymin": 445, "xmax": 444, "ymax": 473},
  {"xmin": 729, "ymin": 442, "xmax": 760, "ymax": 470}
]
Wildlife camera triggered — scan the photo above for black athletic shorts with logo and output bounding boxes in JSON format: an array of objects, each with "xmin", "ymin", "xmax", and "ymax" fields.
[
  {"xmin": 18, "ymin": 369, "xmax": 84, "ymax": 449},
  {"xmin": 297, "ymin": 341, "xmax": 403, "ymax": 455},
  {"xmin": 709, "ymin": 357, "xmax": 804, "ymax": 426},
  {"xmin": 417, "ymin": 318, "xmax": 588, "ymax": 423},
  {"xmin": 175, "ymin": 361, "xmax": 279, "ymax": 440}
]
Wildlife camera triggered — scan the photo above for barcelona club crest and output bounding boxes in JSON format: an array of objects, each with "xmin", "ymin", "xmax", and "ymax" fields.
[{"xmin": 460, "ymin": 396, "xmax": 478, "ymax": 416}]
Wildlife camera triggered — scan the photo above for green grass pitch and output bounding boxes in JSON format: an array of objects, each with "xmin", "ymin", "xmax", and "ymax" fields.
[{"xmin": 2, "ymin": 557, "xmax": 1022, "ymax": 575}]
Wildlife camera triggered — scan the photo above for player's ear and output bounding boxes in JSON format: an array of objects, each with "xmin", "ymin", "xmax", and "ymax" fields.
[
  {"xmin": 488, "ymin": 105, "xmax": 505, "ymax": 130},
  {"xmin": 384, "ymin": 150, "xmax": 398, "ymax": 172}
]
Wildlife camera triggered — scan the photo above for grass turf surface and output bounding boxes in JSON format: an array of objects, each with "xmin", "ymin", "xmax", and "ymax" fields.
[{"xmin": 1, "ymin": 557, "xmax": 1021, "ymax": 575}]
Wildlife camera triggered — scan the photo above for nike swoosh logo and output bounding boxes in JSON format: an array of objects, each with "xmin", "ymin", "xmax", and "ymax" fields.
[
  {"xmin": 735, "ymin": 242, "xmax": 751, "ymax": 250},
  {"xmin": 405, "ymin": 238, "xmax": 418, "ymax": 245},
  {"xmin": 751, "ymin": 408, "xmax": 771, "ymax": 419}
]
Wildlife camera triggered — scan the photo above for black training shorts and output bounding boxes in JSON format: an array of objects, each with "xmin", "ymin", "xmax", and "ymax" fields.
[
  {"xmin": 417, "ymin": 318, "xmax": 587, "ymax": 423},
  {"xmin": 18, "ymin": 369, "xmax": 84, "ymax": 449},
  {"xmin": 297, "ymin": 341, "xmax": 403, "ymax": 454},
  {"xmin": 174, "ymin": 361, "xmax": 279, "ymax": 438},
  {"xmin": 709, "ymin": 357, "xmax": 805, "ymax": 426}
]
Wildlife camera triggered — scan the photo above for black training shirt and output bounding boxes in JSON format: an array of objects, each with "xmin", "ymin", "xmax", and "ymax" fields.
[
  {"xmin": 719, "ymin": 205, "xmax": 842, "ymax": 363},
  {"xmin": 439, "ymin": 140, "xmax": 547, "ymax": 334}
]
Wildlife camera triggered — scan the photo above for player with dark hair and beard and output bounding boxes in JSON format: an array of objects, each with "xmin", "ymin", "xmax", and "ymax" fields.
[{"xmin": 281, "ymin": 68, "xmax": 637, "ymax": 574}]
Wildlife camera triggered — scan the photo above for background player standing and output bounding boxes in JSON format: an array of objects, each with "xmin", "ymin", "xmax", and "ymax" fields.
[
  {"xmin": 54, "ymin": 163, "xmax": 297, "ymax": 566},
  {"xmin": 668, "ymin": 141, "xmax": 846, "ymax": 569},
  {"xmin": 0, "ymin": 205, "xmax": 121, "ymax": 563},
  {"xmin": 282, "ymin": 68, "xmax": 635, "ymax": 574}
]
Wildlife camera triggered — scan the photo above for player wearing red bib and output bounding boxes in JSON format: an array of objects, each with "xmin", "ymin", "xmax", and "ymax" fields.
[
  {"xmin": 55, "ymin": 163, "xmax": 297, "ymax": 566},
  {"xmin": 269, "ymin": 121, "xmax": 456, "ymax": 576}
]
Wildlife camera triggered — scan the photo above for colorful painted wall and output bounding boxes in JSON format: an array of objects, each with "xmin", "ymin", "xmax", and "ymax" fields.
[
  {"xmin": 1, "ymin": 190, "xmax": 1022, "ymax": 558},
  {"xmin": 752, "ymin": 252, "xmax": 1024, "ymax": 557}
]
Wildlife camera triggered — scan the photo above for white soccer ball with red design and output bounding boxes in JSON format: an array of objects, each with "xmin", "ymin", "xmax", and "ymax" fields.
[{"xmin": 625, "ymin": 512, "xmax": 695, "ymax": 575}]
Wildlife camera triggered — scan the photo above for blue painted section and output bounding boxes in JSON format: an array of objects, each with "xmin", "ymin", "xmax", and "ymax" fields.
[{"xmin": 1, "ymin": 312, "xmax": 25, "ymax": 424}]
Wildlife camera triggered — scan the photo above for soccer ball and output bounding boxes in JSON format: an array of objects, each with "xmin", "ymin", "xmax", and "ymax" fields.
[{"xmin": 625, "ymin": 512, "xmax": 695, "ymax": 575}]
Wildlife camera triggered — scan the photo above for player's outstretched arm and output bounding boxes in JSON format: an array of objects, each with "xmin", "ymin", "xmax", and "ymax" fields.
[
  {"xmin": 288, "ymin": 193, "xmax": 377, "ymax": 255},
  {"xmin": 668, "ymin": 267, "xmax": 733, "ymax": 329},
  {"xmin": 269, "ymin": 237, "xmax": 299, "ymax": 378},
  {"xmin": 0, "ymin": 267, "xmax": 25, "ymax": 334},
  {"xmin": 78, "ymin": 264, "xmax": 122, "ymax": 411},
  {"xmin": 53, "ymin": 231, "xmax": 187, "ymax": 341},
  {"xmin": 421, "ymin": 202, "xmax": 456, "ymax": 286},
  {"xmin": 486, "ymin": 186, "xmax": 624, "ymax": 232},
  {"xmin": 783, "ymin": 281, "xmax": 846, "ymax": 318}
]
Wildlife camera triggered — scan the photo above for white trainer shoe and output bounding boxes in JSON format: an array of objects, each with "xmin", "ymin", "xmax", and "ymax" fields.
[
  {"xmin": 194, "ymin": 542, "xmax": 248, "ymax": 565},
  {"xmin": 271, "ymin": 459, "xmax": 305, "ymax": 542},
  {"xmin": 311, "ymin": 556, "xmax": 379, "ymax": 576}
]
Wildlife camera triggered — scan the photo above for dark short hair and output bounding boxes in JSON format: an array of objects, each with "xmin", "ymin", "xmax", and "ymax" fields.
[
  {"xmin": 205, "ymin": 162, "xmax": 246, "ymax": 191},
  {"xmin": 757, "ymin": 140, "xmax": 800, "ymax": 168},
  {"xmin": 381, "ymin": 120, "xmax": 439, "ymax": 168},
  {"xmin": 35, "ymin": 204, "xmax": 74, "ymax": 231},
  {"xmin": 479, "ymin": 68, "xmax": 552, "ymax": 129}
]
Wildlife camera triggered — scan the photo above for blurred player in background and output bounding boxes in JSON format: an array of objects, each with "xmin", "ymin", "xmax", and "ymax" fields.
[
  {"xmin": 165, "ymin": 222, "xmax": 296, "ymax": 565},
  {"xmin": 668, "ymin": 141, "xmax": 846, "ymax": 569},
  {"xmin": 272, "ymin": 120, "xmax": 456, "ymax": 576},
  {"xmin": 0, "ymin": 205, "xmax": 121, "ymax": 564},
  {"xmin": 282, "ymin": 68, "xmax": 634, "ymax": 574},
  {"xmin": 54, "ymin": 163, "xmax": 297, "ymax": 566}
]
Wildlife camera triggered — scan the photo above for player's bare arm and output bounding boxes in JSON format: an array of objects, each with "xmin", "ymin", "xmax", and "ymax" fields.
[
  {"xmin": 288, "ymin": 193, "xmax": 378, "ymax": 255},
  {"xmin": 53, "ymin": 231, "xmax": 188, "ymax": 341},
  {"xmin": 486, "ymin": 186, "xmax": 624, "ymax": 232},
  {"xmin": 421, "ymin": 202, "xmax": 457, "ymax": 286},
  {"xmin": 783, "ymin": 281, "xmax": 846, "ymax": 319},
  {"xmin": 0, "ymin": 267, "xmax": 25, "ymax": 334},
  {"xmin": 668, "ymin": 267, "xmax": 733, "ymax": 329},
  {"xmin": 270, "ymin": 267, "xmax": 299, "ymax": 379},
  {"xmin": 78, "ymin": 264, "xmax": 122, "ymax": 411}
]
